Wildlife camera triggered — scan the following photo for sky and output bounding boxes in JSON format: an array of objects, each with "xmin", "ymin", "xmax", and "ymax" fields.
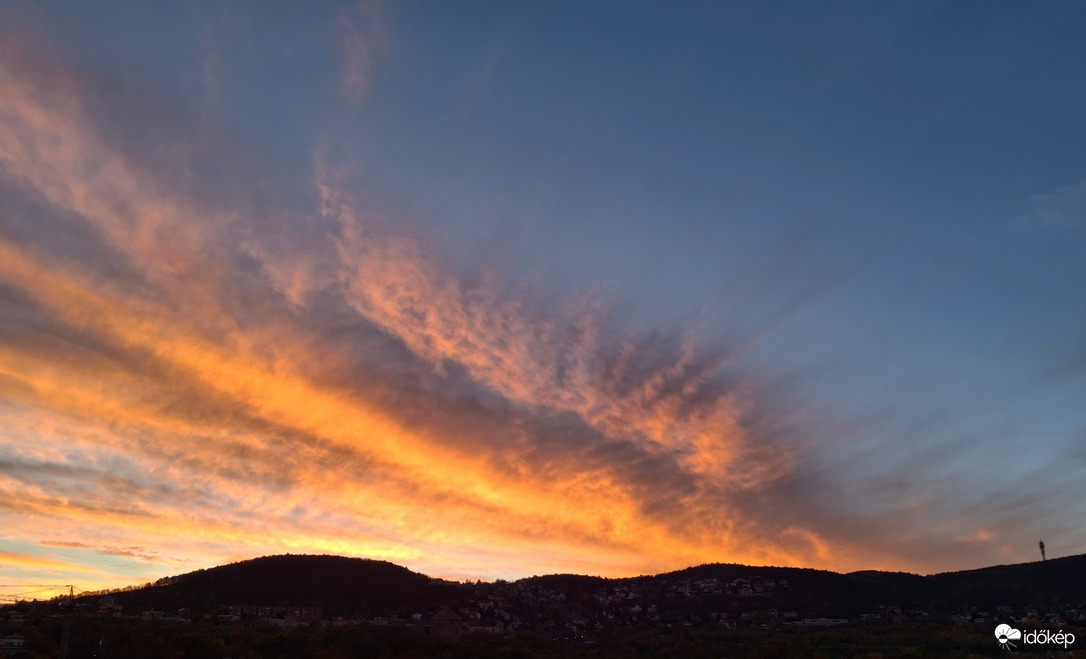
[{"xmin": 1, "ymin": 0, "xmax": 1084, "ymax": 595}]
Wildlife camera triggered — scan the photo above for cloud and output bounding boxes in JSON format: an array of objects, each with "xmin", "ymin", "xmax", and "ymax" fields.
[
  {"xmin": 0, "ymin": 12, "xmax": 1080, "ymax": 590},
  {"xmin": 0, "ymin": 550, "xmax": 95, "ymax": 574},
  {"xmin": 336, "ymin": 0, "xmax": 385, "ymax": 107},
  {"xmin": 0, "ymin": 30, "xmax": 825, "ymax": 584},
  {"xmin": 1012, "ymin": 180, "xmax": 1086, "ymax": 230}
]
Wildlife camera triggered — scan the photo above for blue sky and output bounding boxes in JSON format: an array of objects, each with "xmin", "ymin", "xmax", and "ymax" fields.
[{"xmin": 0, "ymin": 0, "xmax": 1083, "ymax": 590}]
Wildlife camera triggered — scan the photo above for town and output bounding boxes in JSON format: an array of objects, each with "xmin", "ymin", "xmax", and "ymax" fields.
[{"xmin": 3, "ymin": 554, "xmax": 1084, "ymax": 657}]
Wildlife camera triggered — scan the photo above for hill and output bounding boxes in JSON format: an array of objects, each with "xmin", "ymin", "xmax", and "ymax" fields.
[
  {"xmin": 3, "ymin": 553, "xmax": 1083, "ymax": 658},
  {"xmin": 100, "ymin": 554, "xmax": 465, "ymax": 616},
  {"xmin": 926, "ymin": 553, "xmax": 1086, "ymax": 610},
  {"xmin": 50, "ymin": 552, "xmax": 1086, "ymax": 621}
]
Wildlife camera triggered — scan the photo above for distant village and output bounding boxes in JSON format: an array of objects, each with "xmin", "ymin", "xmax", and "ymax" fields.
[
  {"xmin": 7, "ymin": 571, "xmax": 1080, "ymax": 649},
  {"xmin": 4, "ymin": 552, "xmax": 1086, "ymax": 659}
]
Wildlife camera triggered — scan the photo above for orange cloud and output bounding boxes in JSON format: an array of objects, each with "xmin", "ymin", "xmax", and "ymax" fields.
[
  {"xmin": 0, "ymin": 551, "xmax": 94, "ymax": 574},
  {"xmin": 0, "ymin": 30, "xmax": 887, "ymax": 591}
]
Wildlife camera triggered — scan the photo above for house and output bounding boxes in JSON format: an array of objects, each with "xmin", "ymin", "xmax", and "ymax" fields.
[
  {"xmin": 430, "ymin": 607, "xmax": 464, "ymax": 641},
  {"xmin": 791, "ymin": 618, "xmax": 848, "ymax": 627},
  {"xmin": 1, "ymin": 633, "xmax": 26, "ymax": 649}
]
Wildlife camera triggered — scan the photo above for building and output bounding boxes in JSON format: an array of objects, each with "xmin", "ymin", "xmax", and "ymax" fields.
[{"xmin": 430, "ymin": 608, "xmax": 464, "ymax": 641}]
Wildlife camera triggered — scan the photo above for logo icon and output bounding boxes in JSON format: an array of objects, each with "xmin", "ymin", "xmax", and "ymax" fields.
[{"xmin": 995, "ymin": 623, "xmax": 1022, "ymax": 650}]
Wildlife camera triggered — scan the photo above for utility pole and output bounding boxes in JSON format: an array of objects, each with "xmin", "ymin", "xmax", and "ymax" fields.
[
  {"xmin": 59, "ymin": 585, "xmax": 74, "ymax": 659},
  {"xmin": 0, "ymin": 585, "xmax": 76, "ymax": 658}
]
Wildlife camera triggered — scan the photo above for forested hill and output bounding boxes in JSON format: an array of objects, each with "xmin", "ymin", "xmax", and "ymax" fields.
[
  {"xmin": 68, "ymin": 552, "xmax": 1086, "ymax": 619},
  {"xmin": 99, "ymin": 555, "xmax": 466, "ymax": 615}
]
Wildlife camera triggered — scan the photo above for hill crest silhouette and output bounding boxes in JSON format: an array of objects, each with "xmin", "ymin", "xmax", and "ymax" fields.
[{"xmin": 75, "ymin": 552, "xmax": 1086, "ymax": 619}]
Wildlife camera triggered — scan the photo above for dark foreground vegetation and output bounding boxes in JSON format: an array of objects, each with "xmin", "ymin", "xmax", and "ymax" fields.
[{"xmin": 6, "ymin": 615, "xmax": 1081, "ymax": 658}]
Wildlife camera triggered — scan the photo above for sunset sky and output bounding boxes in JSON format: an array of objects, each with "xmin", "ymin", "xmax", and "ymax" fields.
[{"xmin": 1, "ymin": 1, "xmax": 1085, "ymax": 596}]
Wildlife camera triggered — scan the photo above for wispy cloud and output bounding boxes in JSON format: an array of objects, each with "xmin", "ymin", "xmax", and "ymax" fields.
[
  {"xmin": 0, "ymin": 31, "xmax": 821, "ymax": 584},
  {"xmin": 0, "ymin": 550, "xmax": 95, "ymax": 574},
  {"xmin": 336, "ymin": 0, "xmax": 385, "ymax": 107},
  {"xmin": 1012, "ymin": 180, "xmax": 1086, "ymax": 230},
  {"xmin": 0, "ymin": 11, "xmax": 1078, "ymax": 590}
]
